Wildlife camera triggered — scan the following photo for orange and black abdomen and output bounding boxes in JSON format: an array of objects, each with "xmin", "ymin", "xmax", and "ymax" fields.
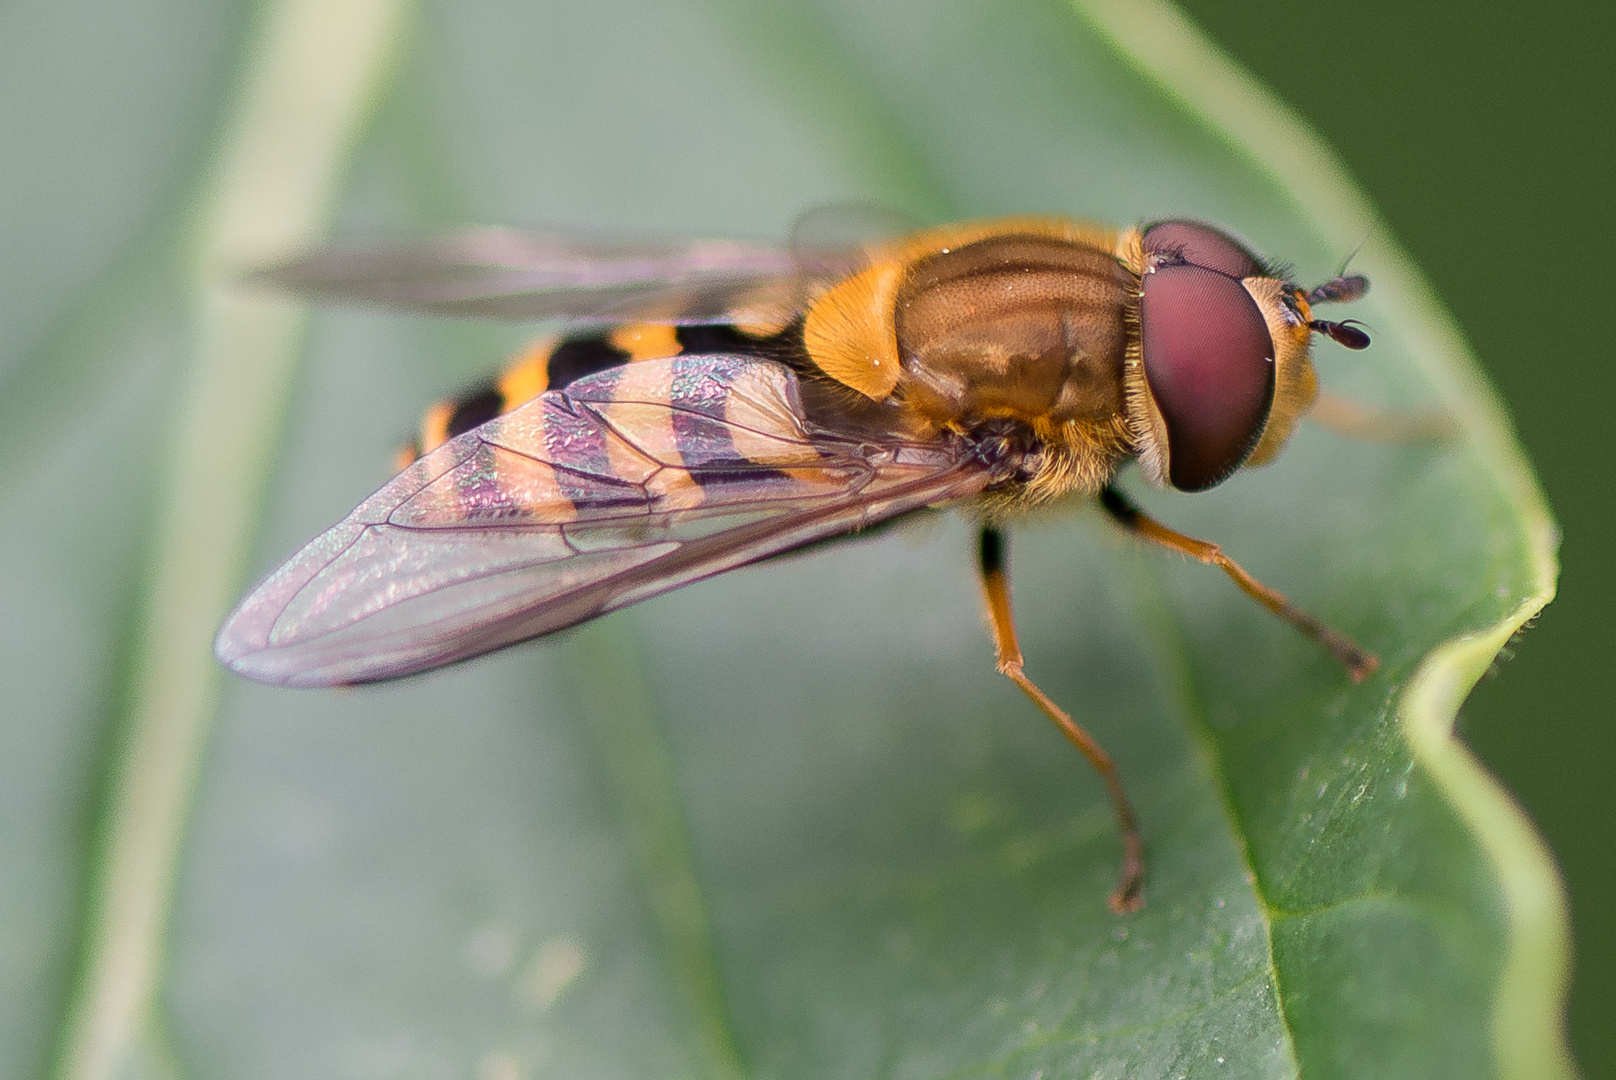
[{"xmin": 398, "ymin": 321, "xmax": 798, "ymax": 468}]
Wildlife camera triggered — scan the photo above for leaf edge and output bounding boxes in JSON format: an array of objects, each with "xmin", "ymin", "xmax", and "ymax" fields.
[{"xmin": 1072, "ymin": 1, "xmax": 1572, "ymax": 1077}]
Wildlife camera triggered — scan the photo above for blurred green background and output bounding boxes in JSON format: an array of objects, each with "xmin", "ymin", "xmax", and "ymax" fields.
[{"xmin": 1175, "ymin": 2, "xmax": 1614, "ymax": 1074}]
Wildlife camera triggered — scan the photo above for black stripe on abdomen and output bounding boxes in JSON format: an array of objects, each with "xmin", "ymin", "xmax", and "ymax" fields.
[
  {"xmin": 547, "ymin": 336, "xmax": 633, "ymax": 391},
  {"xmin": 674, "ymin": 324, "xmax": 767, "ymax": 355},
  {"xmin": 444, "ymin": 383, "xmax": 505, "ymax": 439}
]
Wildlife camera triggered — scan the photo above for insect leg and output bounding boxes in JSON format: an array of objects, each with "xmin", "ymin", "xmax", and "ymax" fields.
[
  {"xmin": 1309, "ymin": 390, "xmax": 1456, "ymax": 444},
  {"xmin": 1098, "ymin": 487, "xmax": 1380, "ymax": 681},
  {"xmin": 977, "ymin": 525, "xmax": 1145, "ymax": 914}
]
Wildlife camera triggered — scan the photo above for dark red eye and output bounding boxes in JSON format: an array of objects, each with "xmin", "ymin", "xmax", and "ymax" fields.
[
  {"xmin": 1143, "ymin": 220, "xmax": 1262, "ymax": 279},
  {"xmin": 1140, "ymin": 263, "xmax": 1276, "ymax": 491}
]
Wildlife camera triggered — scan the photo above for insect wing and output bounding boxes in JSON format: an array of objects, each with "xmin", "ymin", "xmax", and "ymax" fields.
[
  {"xmin": 216, "ymin": 355, "xmax": 989, "ymax": 687},
  {"xmin": 255, "ymin": 227, "xmax": 809, "ymax": 323},
  {"xmin": 787, "ymin": 203, "xmax": 919, "ymax": 276}
]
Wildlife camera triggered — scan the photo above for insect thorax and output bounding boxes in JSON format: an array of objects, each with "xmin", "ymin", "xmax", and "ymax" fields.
[{"xmin": 893, "ymin": 233, "xmax": 1140, "ymax": 504}]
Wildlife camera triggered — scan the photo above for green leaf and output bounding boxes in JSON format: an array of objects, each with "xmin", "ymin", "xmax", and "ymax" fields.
[{"xmin": 0, "ymin": 0, "xmax": 1572, "ymax": 1078}]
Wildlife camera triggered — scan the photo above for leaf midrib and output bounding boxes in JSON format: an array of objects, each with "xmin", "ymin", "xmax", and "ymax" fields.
[{"xmin": 1119, "ymin": 548, "xmax": 1305, "ymax": 1078}]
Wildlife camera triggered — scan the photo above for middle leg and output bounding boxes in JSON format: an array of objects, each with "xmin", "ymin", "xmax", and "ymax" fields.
[{"xmin": 977, "ymin": 524, "xmax": 1144, "ymax": 914}]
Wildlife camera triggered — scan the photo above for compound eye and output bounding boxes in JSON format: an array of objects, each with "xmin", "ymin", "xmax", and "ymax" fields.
[
  {"xmin": 1140, "ymin": 263, "xmax": 1276, "ymax": 490},
  {"xmin": 1142, "ymin": 220, "xmax": 1262, "ymax": 279}
]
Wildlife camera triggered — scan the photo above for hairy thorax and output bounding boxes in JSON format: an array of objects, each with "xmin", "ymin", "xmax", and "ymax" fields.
[
  {"xmin": 894, "ymin": 234, "xmax": 1135, "ymax": 427},
  {"xmin": 892, "ymin": 234, "xmax": 1139, "ymax": 502}
]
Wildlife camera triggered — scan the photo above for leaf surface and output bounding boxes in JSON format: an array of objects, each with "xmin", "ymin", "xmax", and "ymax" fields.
[{"xmin": 0, "ymin": 1, "xmax": 1569, "ymax": 1078}]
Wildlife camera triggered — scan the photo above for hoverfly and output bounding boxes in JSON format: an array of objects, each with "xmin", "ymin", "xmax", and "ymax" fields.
[{"xmin": 216, "ymin": 215, "xmax": 1381, "ymax": 912}]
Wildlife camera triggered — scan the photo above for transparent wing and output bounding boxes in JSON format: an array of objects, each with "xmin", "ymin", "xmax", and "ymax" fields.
[
  {"xmin": 251, "ymin": 226, "xmax": 811, "ymax": 323},
  {"xmin": 216, "ymin": 355, "xmax": 989, "ymax": 687},
  {"xmin": 787, "ymin": 202, "xmax": 920, "ymax": 275}
]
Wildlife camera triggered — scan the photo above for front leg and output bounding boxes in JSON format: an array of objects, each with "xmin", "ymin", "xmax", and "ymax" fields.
[
  {"xmin": 1309, "ymin": 390, "xmax": 1455, "ymax": 445},
  {"xmin": 1098, "ymin": 486, "xmax": 1379, "ymax": 682}
]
